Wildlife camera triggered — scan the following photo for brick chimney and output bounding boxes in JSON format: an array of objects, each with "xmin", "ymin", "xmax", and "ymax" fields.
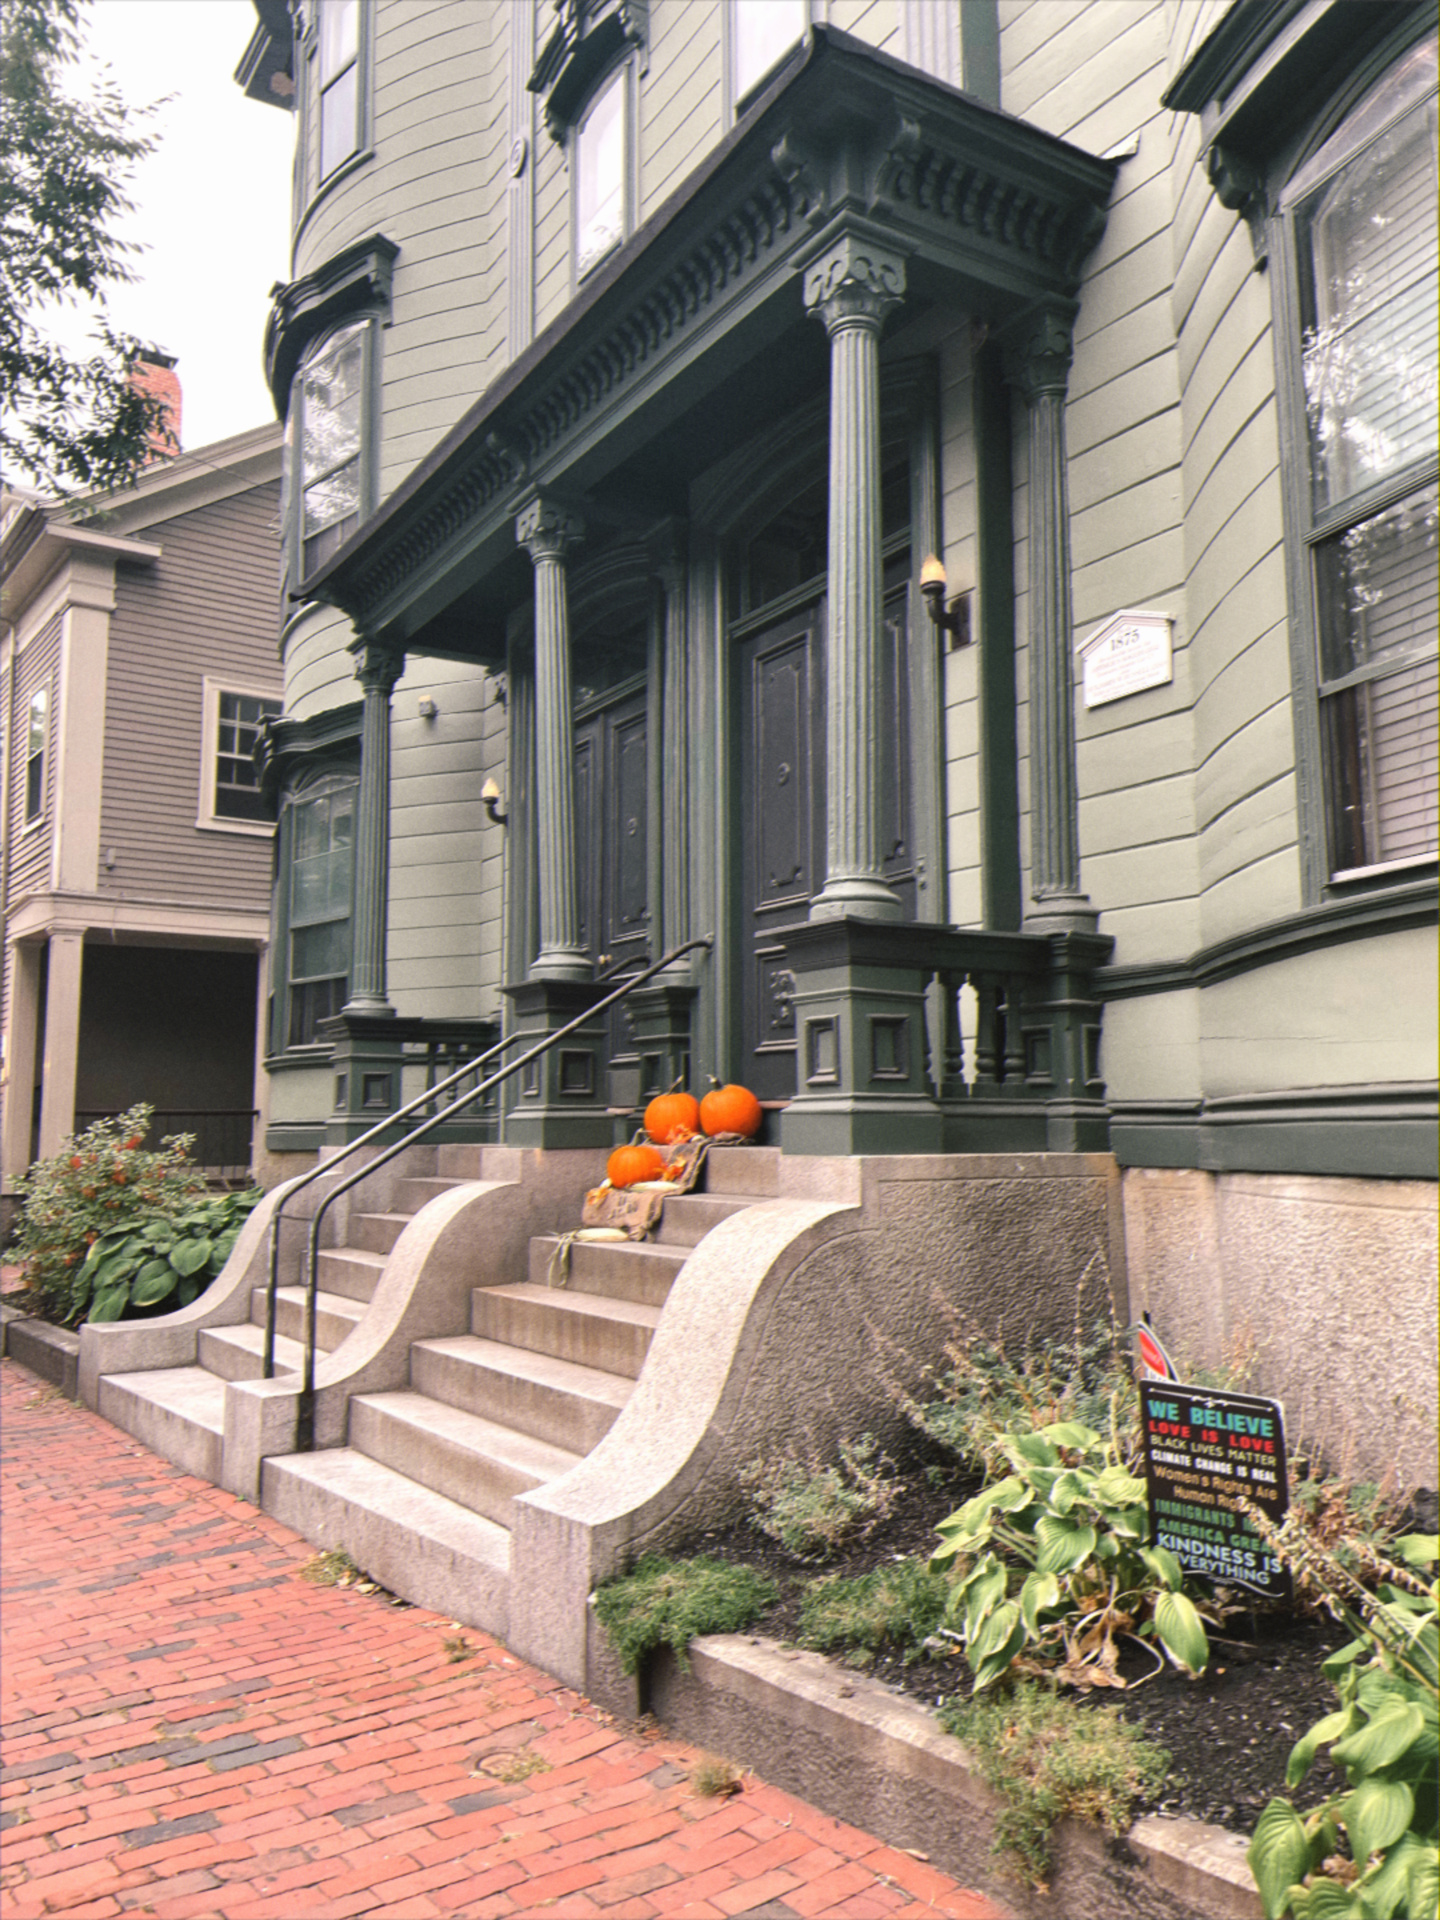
[{"xmin": 128, "ymin": 351, "xmax": 182, "ymax": 462}]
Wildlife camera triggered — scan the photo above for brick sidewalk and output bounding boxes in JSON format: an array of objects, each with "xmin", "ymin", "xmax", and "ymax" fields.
[{"xmin": 0, "ymin": 1358, "xmax": 1007, "ymax": 1920}]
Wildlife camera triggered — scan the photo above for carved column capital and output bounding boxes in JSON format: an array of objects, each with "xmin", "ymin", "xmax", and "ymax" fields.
[
  {"xmin": 1002, "ymin": 297, "xmax": 1077, "ymax": 402},
  {"xmin": 348, "ymin": 635, "xmax": 404, "ymax": 696},
  {"xmin": 802, "ymin": 229, "xmax": 907, "ymax": 336},
  {"xmin": 515, "ymin": 495, "xmax": 583, "ymax": 564}
]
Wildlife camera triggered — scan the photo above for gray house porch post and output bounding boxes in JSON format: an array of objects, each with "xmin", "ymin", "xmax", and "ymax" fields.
[
  {"xmin": 1005, "ymin": 298, "xmax": 1097, "ymax": 937},
  {"xmin": 780, "ymin": 221, "xmax": 942, "ymax": 1155},
  {"xmin": 504, "ymin": 495, "xmax": 610, "ymax": 1147},
  {"xmin": 326, "ymin": 635, "xmax": 403, "ymax": 1142}
]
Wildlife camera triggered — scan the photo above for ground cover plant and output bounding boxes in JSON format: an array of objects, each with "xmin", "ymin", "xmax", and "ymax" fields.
[
  {"xmin": 592, "ymin": 1552, "xmax": 779, "ymax": 1674},
  {"xmin": 10, "ymin": 1104, "xmax": 258, "ymax": 1325}
]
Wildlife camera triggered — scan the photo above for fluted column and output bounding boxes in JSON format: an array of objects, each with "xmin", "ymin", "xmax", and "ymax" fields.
[
  {"xmin": 1005, "ymin": 299, "xmax": 1097, "ymax": 934},
  {"xmin": 653, "ymin": 523, "xmax": 689, "ymax": 958},
  {"xmin": 804, "ymin": 227, "xmax": 906, "ymax": 923},
  {"xmin": 515, "ymin": 496, "xmax": 589, "ymax": 981},
  {"xmin": 345, "ymin": 636, "xmax": 403, "ymax": 1014}
]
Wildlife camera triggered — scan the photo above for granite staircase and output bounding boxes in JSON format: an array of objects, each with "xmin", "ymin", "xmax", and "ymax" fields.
[
  {"xmin": 259, "ymin": 1148, "xmax": 781, "ymax": 1628},
  {"xmin": 94, "ymin": 1149, "xmax": 486, "ymax": 1486}
]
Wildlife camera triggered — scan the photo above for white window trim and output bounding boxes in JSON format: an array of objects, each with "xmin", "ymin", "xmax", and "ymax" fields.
[
  {"xmin": 21, "ymin": 682, "xmax": 49, "ymax": 833},
  {"xmin": 570, "ymin": 57, "xmax": 638, "ymax": 289},
  {"xmin": 197, "ymin": 676, "xmax": 282, "ymax": 837}
]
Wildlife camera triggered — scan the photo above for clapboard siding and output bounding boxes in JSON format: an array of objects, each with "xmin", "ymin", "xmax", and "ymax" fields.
[
  {"xmin": 830, "ymin": 0, "xmax": 898, "ymax": 52},
  {"xmin": 7, "ymin": 617, "xmax": 62, "ymax": 903},
  {"xmin": 642, "ymin": 0, "xmax": 722, "ymax": 217},
  {"xmin": 937, "ymin": 326, "xmax": 982, "ymax": 926},
  {"xmin": 1002, "ymin": 0, "xmax": 1143, "ymax": 125},
  {"xmin": 98, "ymin": 485, "xmax": 282, "ymax": 908}
]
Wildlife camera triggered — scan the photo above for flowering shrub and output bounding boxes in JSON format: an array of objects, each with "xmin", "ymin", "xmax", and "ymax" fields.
[{"xmin": 12, "ymin": 1105, "xmax": 211, "ymax": 1326}]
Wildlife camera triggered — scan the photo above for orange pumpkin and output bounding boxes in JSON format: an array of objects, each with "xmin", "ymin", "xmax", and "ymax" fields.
[
  {"xmin": 606, "ymin": 1143, "xmax": 664, "ymax": 1189},
  {"xmin": 643, "ymin": 1090, "xmax": 700, "ymax": 1144},
  {"xmin": 699, "ymin": 1081, "xmax": 763, "ymax": 1140}
]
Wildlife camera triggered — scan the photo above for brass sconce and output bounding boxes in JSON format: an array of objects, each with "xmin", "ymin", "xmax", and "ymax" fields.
[
  {"xmin": 920, "ymin": 553, "xmax": 972, "ymax": 648},
  {"xmin": 480, "ymin": 777, "xmax": 508, "ymax": 826}
]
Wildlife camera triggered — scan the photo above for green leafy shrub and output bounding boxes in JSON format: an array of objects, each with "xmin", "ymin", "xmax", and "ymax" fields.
[
  {"xmin": 12, "ymin": 1105, "xmax": 216, "ymax": 1325},
  {"xmin": 593, "ymin": 1553, "xmax": 778, "ymax": 1674},
  {"xmin": 931, "ymin": 1420, "xmax": 1213, "ymax": 1690},
  {"xmin": 939, "ymin": 1680, "xmax": 1170, "ymax": 1888},
  {"xmin": 76, "ymin": 1186, "xmax": 261, "ymax": 1322},
  {"xmin": 742, "ymin": 1433, "xmax": 901, "ymax": 1560},
  {"xmin": 798, "ymin": 1558, "xmax": 949, "ymax": 1660},
  {"xmin": 1246, "ymin": 1524, "xmax": 1438, "ymax": 1920}
]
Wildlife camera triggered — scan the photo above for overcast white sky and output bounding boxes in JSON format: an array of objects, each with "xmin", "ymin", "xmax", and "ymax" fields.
[{"xmin": 72, "ymin": 0, "xmax": 296, "ymax": 452}]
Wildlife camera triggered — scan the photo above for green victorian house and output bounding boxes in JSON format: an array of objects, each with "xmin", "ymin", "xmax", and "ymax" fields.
[{"xmin": 79, "ymin": 1, "xmax": 1435, "ymax": 1703}]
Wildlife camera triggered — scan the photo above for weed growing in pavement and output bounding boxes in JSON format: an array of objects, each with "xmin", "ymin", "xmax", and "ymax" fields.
[
  {"xmin": 443, "ymin": 1634, "xmax": 476, "ymax": 1663},
  {"xmin": 593, "ymin": 1553, "xmax": 778, "ymax": 1674},
  {"xmin": 798, "ymin": 1559, "xmax": 950, "ymax": 1662},
  {"xmin": 689, "ymin": 1756, "xmax": 744, "ymax": 1797},
  {"xmin": 741, "ymin": 1432, "xmax": 902, "ymax": 1560},
  {"xmin": 939, "ymin": 1680, "xmax": 1170, "ymax": 1889},
  {"xmin": 299, "ymin": 1547, "xmax": 371, "ymax": 1588},
  {"xmin": 478, "ymin": 1748, "xmax": 552, "ymax": 1783}
]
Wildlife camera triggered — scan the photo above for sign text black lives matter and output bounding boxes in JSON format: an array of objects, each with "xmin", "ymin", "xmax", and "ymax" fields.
[{"xmin": 1140, "ymin": 1382, "xmax": 1291, "ymax": 1602}]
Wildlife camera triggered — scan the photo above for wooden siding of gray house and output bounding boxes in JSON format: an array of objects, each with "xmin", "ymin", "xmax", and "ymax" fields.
[{"xmin": 98, "ymin": 482, "xmax": 282, "ymax": 908}]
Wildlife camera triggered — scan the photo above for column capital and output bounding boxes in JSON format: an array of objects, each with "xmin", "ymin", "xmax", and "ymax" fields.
[
  {"xmin": 646, "ymin": 516, "xmax": 687, "ymax": 597},
  {"xmin": 1002, "ymin": 297, "xmax": 1078, "ymax": 402},
  {"xmin": 516, "ymin": 495, "xmax": 584, "ymax": 564},
  {"xmin": 348, "ymin": 635, "xmax": 404, "ymax": 695},
  {"xmin": 802, "ymin": 226, "xmax": 907, "ymax": 335}
]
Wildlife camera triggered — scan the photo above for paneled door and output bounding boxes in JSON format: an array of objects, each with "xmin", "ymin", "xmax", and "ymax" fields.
[
  {"xmin": 573, "ymin": 685, "xmax": 649, "ymax": 1100},
  {"xmin": 734, "ymin": 575, "xmax": 917, "ymax": 1102}
]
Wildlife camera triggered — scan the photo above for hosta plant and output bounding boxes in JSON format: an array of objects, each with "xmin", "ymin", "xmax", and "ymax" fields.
[
  {"xmin": 1246, "ymin": 1527, "xmax": 1438, "ymax": 1920},
  {"xmin": 12, "ymin": 1105, "xmax": 210, "ymax": 1325},
  {"xmin": 76, "ymin": 1186, "xmax": 261, "ymax": 1321},
  {"xmin": 931, "ymin": 1420, "xmax": 1212, "ymax": 1691}
]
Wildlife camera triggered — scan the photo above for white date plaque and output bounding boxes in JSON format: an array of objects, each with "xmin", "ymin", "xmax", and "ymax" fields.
[{"xmin": 1077, "ymin": 609, "xmax": 1173, "ymax": 708}]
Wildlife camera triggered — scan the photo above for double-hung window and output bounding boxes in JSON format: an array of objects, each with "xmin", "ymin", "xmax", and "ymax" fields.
[
  {"xmin": 574, "ymin": 68, "xmax": 628, "ymax": 279},
  {"xmin": 316, "ymin": 0, "xmax": 361, "ymax": 184},
  {"xmin": 293, "ymin": 318, "xmax": 370, "ymax": 576},
  {"xmin": 729, "ymin": 0, "xmax": 807, "ymax": 110},
  {"xmin": 286, "ymin": 782, "xmax": 355, "ymax": 1046},
  {"xmin": 199, "ymin": 680, "xmax": 282, "ymax": 832},
  {"xmin": 1279, "ymin": 31, "xmax": 1438, "ymax": 883},
  {"xmin": 23, "ymin": 686, "xmax": 47, "ymax": 825}
]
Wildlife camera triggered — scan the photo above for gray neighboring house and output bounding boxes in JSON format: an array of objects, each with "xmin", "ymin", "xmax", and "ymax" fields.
[{"xmin": 0, "ymin": 424, "xmax": 285, "ymax": 1189}]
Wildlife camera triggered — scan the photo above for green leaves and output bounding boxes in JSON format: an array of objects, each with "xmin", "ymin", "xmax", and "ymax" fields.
[
  {"xmin": 1248, "ymin": 1799, "xmax": 1317, "ymax": 1919},
  {"xmin": 1153, "ymin": 1590, "xmax": 1209, "ymax": 1678},
  {"xmin": 72, "ymin": 1188, "xmax": 258, "ymax": 1325}
]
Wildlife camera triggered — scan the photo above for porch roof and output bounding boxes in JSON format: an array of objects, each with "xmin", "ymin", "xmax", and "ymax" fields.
[{"xmin": 298, "ymin": 24, "xmax": 1116, "ymax": 663}]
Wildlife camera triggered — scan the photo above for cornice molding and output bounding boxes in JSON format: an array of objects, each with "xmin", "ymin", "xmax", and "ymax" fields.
[
  {"xmin": 300, "ymin": 26, "xmax": 1116, "ymax": 645},
  {"xmin": 264, "ymin": 233, "xmax": 399, "ymax": 416},
  {"xmin": 1096, "ymin": 877, "xmax": 1438, "ymax": 999}
]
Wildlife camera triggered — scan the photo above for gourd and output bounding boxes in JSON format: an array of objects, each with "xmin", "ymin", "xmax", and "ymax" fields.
[
  {"xmin": 643, "ymin": 1090, "xmax": 700, "ymax": 1144},
  {"xmin": 699, "ymin": 1081, "xmax": 763, "ymax": 1141},
  {"xmin": 606, "ymin": 1143, "xmax": 665, "ymax": 1189}
]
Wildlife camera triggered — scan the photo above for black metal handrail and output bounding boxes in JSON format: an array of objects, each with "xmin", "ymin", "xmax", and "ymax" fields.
[
  {"xmin": 273, "ymin": 936, "xmax": 712, "ymax": 1449},
  {"xmin": 261, "ymin": 1026, "xmax": 522, "ymax": 1378}
]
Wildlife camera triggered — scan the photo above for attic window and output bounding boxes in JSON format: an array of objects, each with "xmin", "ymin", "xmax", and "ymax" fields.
[{"xmin": 529, "ymin": 0, "xmax": 648, "ymax": 140}]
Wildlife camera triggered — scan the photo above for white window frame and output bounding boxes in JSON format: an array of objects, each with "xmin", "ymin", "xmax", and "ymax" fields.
[
  {"xmin": 315, "ymin": 0, "xmax": 364, "ymax": 186},
  {"xmin": 726, "ymin": 0, "xmax": 810, "ymax": 119},
  {"xmin": 289, "ymin": 315, "xmax": 376, "ymax": 580},
  {"xmin": 571, "ymin": 60, "xmax": 636, "ymax": 286},
  {"xmin": 22, "ymin": 683, "xmax": 48, "ymax": 830},
  {"xmin": 198, "ymin": 677, "xmax": 282, "ymax": 836}
]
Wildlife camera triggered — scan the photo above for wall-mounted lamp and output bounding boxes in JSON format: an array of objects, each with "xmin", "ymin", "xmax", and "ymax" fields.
[
  {"xmin": 480, "ymin": 777, "xmax": 509, "ymax": 827},
  {"xmin": 416, "ymin": 697, "xmax": 438, "ymax": 719},
  {"xmin": 919, "ymin": 554, "xmax": 972, "ymax": 648}
]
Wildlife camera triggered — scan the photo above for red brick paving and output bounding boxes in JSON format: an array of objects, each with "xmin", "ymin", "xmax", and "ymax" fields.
[{"xmin": 0, "ymin": 1358, "xmax": 1007, "ymax": 1918}]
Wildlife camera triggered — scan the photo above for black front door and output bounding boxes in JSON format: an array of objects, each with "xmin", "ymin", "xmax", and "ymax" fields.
[
  {"xmin": 574, "ymin": 685, "xmax": 649, "ymax": 1101},
  {"xmin": 734, "ymin": 570, "xmax": 916, "ymax": 1102}
]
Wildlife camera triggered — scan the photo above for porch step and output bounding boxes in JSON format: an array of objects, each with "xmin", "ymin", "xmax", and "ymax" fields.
[
  {"xmin": 316, "ymin": 1246, "xmax": 387, "ymax": 1302},
  {"xmin": 347, "ymin": 1211, "xmax": 414, "ymax": 1257},
  {"xmin": 258, "ymin": 1286, "xmax": 364, "ymax": 1352},
  {"xmin": 261, "ymin": 1446, "xmax": 511, "ymax": 1632},
  {"xmin": 526, "ymin": 1236, "xmax": 686, "ymax": 1306},
  {"xmin": 348, "ymin": 1390, "xmax": 583, "ymax": 1526},
  {"xmin": 96, "ymin": 1367, "xmax": 225, "ymax": 1484},
  {"xmin": 704, "ymin": 1146, "xmax": 781, "ymax": 1197},
  {"xmin": 391, "ymin": 1174, "xmax": 464, "ymax": 1212},
  {"xmin": 198, "ymin": 1321, "xmax": 305, "ymax": 1382},
  {"xmin": 472, "ymin": 1282, "xmax": 661, "ymax": 1379},
  {"xmin": 655, "ymin": 1192, "xmax": 756, "ymax": 1248},
  {"xmin": 411, "ymin": 1334, "xmax": 632, "ymax": 1455}
]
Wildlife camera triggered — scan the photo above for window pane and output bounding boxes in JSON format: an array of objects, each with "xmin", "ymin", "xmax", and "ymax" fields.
[
  {"xmin": 317, "ymin": 0, "xmax": 358, "ymax": 82},
  {"xmin": 320, "ymin": 60, "xmax": 359, "ymax": 179},
  {"xmin": 1300, "ymin": 96, "xmax": 1438, "ymax": 509},
  {"xmin": 734, "ymin": 0, "xmax": 807, "ymax": 102},
  {"xmin": 293, "ymin": 792, "xmax": 330, "ymax": 861},
  {"xmin": 303, "ymin": 460, "xmax": 360, "ymax": 540},
  {"xmin": 1316, "ymin": 484, "xmax": 1439, "ymax": 680},
  {"xmin": 292, "ymin": 919, "xmax": 350, "ymax": 980},
  {"xmin": 1323, "ymin": 658, "xmax": 1439, "ymax": 868},
  {"xmin": 576, "ymin": 74, "xmax": 625, "ymax": 277},
  {"xmin": 301, "ymin": 329, "xmax": 363, "ymax": 485},
  {"xmin": 26, "ymin": 687, "xmax": 46, "ymax": 757}
]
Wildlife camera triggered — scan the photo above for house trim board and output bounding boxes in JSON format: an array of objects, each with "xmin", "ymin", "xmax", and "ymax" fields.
[{"xmin": 1110, "ymin": 1082, "xmax": 1438, "ymax": 1178}]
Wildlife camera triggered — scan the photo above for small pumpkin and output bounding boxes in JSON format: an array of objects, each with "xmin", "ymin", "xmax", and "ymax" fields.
[
  {"xmin": 643, "ymin": 1090, "xmax": 701, "ymax": 1144},
  {"xmin": 699, "ymin": 1080, "xmax": 763, "ymax": 1141},
  {"xmin": 606, "ymin": 1143, "xmax": 665, "ymax": 1189}
]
